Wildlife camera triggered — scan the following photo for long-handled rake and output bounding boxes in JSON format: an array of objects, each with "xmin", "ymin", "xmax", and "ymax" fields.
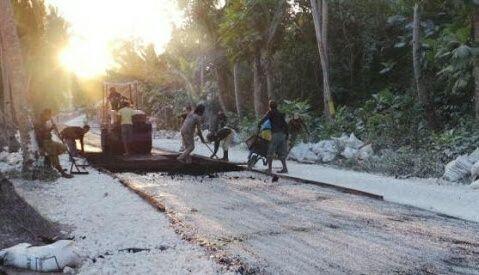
[{"xmin": 203, "ymin": 142, "xmax": 220, "ymax": 160}]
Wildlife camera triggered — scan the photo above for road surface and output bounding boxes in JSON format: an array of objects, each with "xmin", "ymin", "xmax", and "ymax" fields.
[
  {"xmin": 81, "ymin": 130, "xmax": 479, "ymax": 274},
  {"xmin": 117, "ymin": 171, "xmax": 479, "ymax": 274}
]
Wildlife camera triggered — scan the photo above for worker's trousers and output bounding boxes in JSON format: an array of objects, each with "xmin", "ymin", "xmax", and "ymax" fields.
[{"xmin": 178, "ymin": 131, "xmax": 195, "ymax": 163}]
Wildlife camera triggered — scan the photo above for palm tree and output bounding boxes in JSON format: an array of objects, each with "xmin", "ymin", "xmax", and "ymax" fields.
[{"xmin": 0, "ymin": 0, "xmax": 33, "ymax": 170}]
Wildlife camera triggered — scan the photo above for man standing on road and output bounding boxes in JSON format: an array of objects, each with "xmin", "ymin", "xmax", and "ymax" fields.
[
  {"xmin": 178, "ymin": 105, "xmax": 192, "ymax": 127},
  {"xmin": 118, "ymin": 101, "xmax": 135, "ymax": 156},
  {"xmin": 178, "ymin": 105, "xmax": 192, "ymax": 151},
  {"xmin": 178, "ymin": 104, "xmax": 206, "ymax": 164},
  {"xmin": 258, "ymin": 100, "xmax": 289, "ymax": 174}
]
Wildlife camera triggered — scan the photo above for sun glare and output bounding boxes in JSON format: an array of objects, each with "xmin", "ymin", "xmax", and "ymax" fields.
[{"xmin": 46, "ymin": 0, "xmax": 183, "ymax": 79}]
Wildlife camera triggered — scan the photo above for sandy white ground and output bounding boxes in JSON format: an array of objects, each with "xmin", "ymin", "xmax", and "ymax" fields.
[
  {"xmin": 6, "ymin": 157, "xmax": 227, "ymax": 274},
  {"xmin": 151, "ymin": 137, "xmax": 479, "ymax": 223}
]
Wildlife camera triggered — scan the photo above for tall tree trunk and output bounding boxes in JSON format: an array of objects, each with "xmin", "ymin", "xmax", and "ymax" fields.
[
  {"xmin": 213, "ymin": 51, "xmax": 235, "ymax": 114},
  {"xmin": 0, "ymin": 0, "xmax": 33, "ymax": 168},
  {"xmin": 412, "ymin": 4, "xmax": 437, "ymax": 130},
  {"xmin": 263, "ymin": 0, "xmax": 287, "ymax": 102},
  {"xmin": 252, "ymin": 53, "xmax": 268, "ymax": 117},
  {"xmin": 0, "ymin": 49, "xmax": 17, "ymax": 151},
  {"xmin": 311, "ymin": 0, "xmax": 335, "ymax": 120},
  {"xmin": 215, "ymin": 65, "xmax": 233, "ymax": 114},
  {"xmin": 473, "ymin": 5, "xmax": 479, "ymax": 121},
  {"xmin": 0, "ymin": 41, "xmax": 11, "ymax": 139},
  {"xmin": 233, "ymin": 62, "xmax": 243, "ymax": 117},
  {"xmin": 199, "ymin": 56, "xmax": 205, "ymax": 95},
  {"xmin": 263, "ymin": 54, "xmax": 274, "ymax": 100}
]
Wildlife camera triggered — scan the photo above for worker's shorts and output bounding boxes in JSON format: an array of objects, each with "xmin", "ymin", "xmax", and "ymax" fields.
[
  {"xmin": 267, "ymin": 132, "xmax": 288, "ymax": 160},
  {"xmin": 65, "ymin": 139, "xmax": 78, "ymax": 157},
  {"xmin": 42, "ymin": 139, "xmax": 67, "ymax": 168},
  {"xmin": 121, "ymin": 124, "xmax": 133, "ymax": 143},
  {"xmin": 43, "ymin": 139, "xmax": 67, "ymax": 156}
]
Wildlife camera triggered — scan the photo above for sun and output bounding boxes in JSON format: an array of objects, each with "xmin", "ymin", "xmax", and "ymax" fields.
[
  {"xmin": 59, "ymin": 38, "xmax": 113, "ymax": 79},
  {"xmin": 47, "ymin": 0, "xmax": 183, "ymax": 79}
]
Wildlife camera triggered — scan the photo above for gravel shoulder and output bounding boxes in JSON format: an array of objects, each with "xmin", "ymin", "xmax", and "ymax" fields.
[{"xmin": 8, "ymin": 162, "xmax": 228, "ymax": 274}]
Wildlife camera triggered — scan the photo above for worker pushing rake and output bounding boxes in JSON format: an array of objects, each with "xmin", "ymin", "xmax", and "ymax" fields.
[{"xmin": 50, "ymin": 119, "xmax": 89, "ymax": 175}]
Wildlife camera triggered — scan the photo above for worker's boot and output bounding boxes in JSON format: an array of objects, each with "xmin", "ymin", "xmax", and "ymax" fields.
[
  {"xmin": 222, "ymin": 150, "xmax": 229, "ymax": 161},
  {"xmin": 61, "ymin": 172, "xmax": 74, "ymax": 179},
  {"xmin": 56, "ymin": 165, "xmax": 73, "ymax": 178}
]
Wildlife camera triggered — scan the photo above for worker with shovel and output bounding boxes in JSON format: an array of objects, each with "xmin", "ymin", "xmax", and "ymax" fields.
[
  {"xmin": 177, "ymin": 104, "xmax": 206, "ymax": 164},
  {"xmin": 206, "ymin": 111, "xmax": 233, "ymax": 161},
  {"xmin": 34, "ymin": 109, "xmax": 73, "ymax": 178},
  {"xmin": 207, "ymin": 127, "xmax": 234, "ymax": 161}
]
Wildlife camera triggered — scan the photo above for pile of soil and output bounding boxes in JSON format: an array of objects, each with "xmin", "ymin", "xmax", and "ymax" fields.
[{"xmin": 0, "ymin": 175, "xmax": 62, "ymax": 249}]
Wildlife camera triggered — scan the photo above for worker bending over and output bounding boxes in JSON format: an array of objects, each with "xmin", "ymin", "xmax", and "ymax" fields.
[
  {"xmin": 178, "ymin": 104, "xmax": 206, "ymax": 164},
  {"xmin": 207, "ymin": 127, "xmax": 234, "ymax": 161},
  {"xmin": 34, "ymin": 109, "xmax": 72, "ymax": 178},
  {"xmin": 60, "ymin": 125, "xmax": 90, "ymax": 157}
]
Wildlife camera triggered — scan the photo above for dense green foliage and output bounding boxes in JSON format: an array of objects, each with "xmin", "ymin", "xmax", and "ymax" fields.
[
  {"xmin": 6, "ymin": 0, "xmax": 479, "ymax": 177},
  {"xmin": 103, "ymin": 1, "xmax": 479, "ymax": 178}
]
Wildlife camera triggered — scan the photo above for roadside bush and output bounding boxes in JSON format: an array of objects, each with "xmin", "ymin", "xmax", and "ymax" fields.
[
  {"xmin": 358, "ymin": 88, "xmax": 427, "ymax": 149},
  {"xmin": 362, "ymin": 147, "xmax": 445, "ymax": 178},
  {"xmin": 235, "ymin": 92, "xmax": 479, "ymax": 179}
]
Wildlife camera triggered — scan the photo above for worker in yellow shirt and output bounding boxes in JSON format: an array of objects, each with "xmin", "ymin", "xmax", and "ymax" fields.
[{"xmin": 118, "ymin": 101, "xmax": 135, "ymax": 156}]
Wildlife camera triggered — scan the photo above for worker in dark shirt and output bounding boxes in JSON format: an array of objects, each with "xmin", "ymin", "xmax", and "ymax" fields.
[
  {"xmin": 207, "ymin": 127, "xmax": 234, "ymax": 161},
  {"xmin": 258, "ymin": 100, "xmax": 289, "ymax": 174},
  {"xmin": 107, "ymin": 87, "xmax": 128, "ymax": 111},
  {"xmin": 60, "ymin": 125, "xmax": 90, "ymax": 156}
]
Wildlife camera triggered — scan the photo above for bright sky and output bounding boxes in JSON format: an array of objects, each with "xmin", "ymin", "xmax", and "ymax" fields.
[{"xmin": 46, "ymin": 0, "xmax": 183, "ymax": 78}]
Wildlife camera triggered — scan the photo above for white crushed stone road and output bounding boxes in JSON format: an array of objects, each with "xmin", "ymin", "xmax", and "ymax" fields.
[{"xmin": 118, "ymin": 171, "xmax": 479, "ymax": 274}]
